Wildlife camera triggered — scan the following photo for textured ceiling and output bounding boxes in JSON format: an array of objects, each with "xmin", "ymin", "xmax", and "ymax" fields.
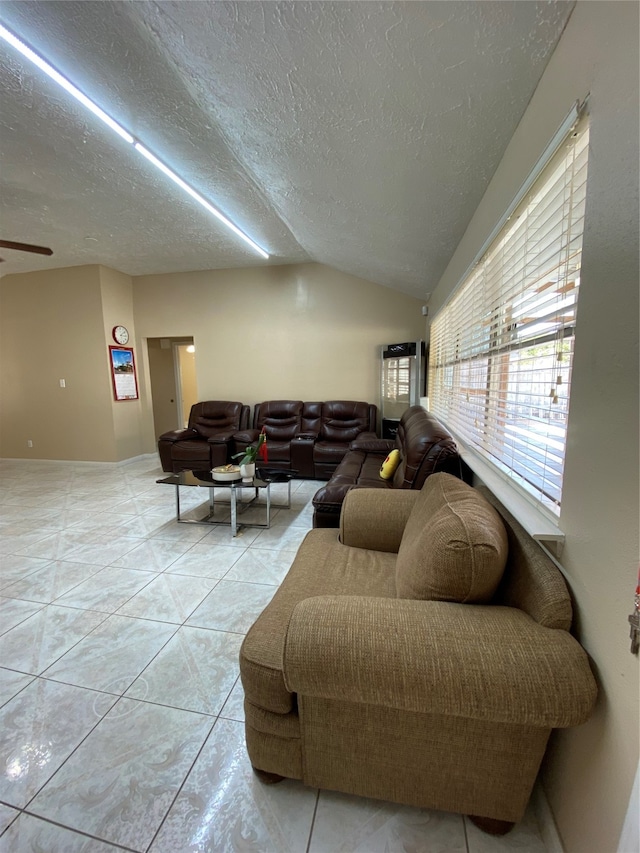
[{"xmin": 0, "ymin": 1, "xmax": 574, "ymax": 298}]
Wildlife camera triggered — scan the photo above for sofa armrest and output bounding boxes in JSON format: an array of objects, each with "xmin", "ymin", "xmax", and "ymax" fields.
[
  {"xmin": 158, "ymin": 428, "xmax": 198, "ymax": 443},
  {"xmin": 207, "ymin": 429, "xmax": 236, "ymax": 444},
  {"xmin": 349, "ymin": 438, "xmax": 394, "ymax": 453},
  {"xmin": 233, "ymin": 429, "xmax": 260, "ymax": 444},
  {"xmin": 339, "ymin": 488, "xmax": 419, "ymax": 552},
  {"xmin": 283, "ymin": 596, "xmax": 597, "ymax": 728}
]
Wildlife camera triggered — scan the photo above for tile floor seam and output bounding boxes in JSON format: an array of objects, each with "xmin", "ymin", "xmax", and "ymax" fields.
[
  {"xmin": 0, "ymin": 604, "xmax": 45, "ymax": 637},
  {"xmin": 462, "ymin": 813, "xmax": 471, "ymax": 853},
  {"xmin": 17, "ymin": 686, "xmax": 122, "ymax": 815},
  {"xmin": 17, "ymin": 810, "xmax": 138, "ymax": 852},
  {"xmin": 142, "ymin": 712, "xmax": 222, "ymax": 853},
  {"xmin": 23, "ymin": 672, "xmax": 131, "ymax": 704},
  {"xmin": 27, "ymin": 608, "xmax": 113, "ymax": 677},
  {"xmin": 305, "ymin": 789, "xmax": 321, "ymax": 853},
  {"xmin": 0, "ymin": 559, "xmax": 109, "ymax": 603}
]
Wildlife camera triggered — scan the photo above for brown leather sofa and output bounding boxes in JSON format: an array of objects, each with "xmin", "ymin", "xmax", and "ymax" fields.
[
  {"xmin": 312, "ymin": 406, "xmax": 460, "ymax": 527},
  {"xmin": 158, "ymin": 400, "xmax": 250, "ymax": 473},
  {"xmin": 234, "ymin": 400, "xmax": 378, "ymax": 479},
  {"xmin": 240, "ymin": 476, "xmax": 597, "ymax": 832}
]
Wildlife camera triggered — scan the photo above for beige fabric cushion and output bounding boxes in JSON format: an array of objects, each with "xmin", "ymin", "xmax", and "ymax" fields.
[
  {"xmin": 241, "ymin": 528, "xmax": 397, "ymax": 714},
  {"xmin": 396, "ymin": 473, "xmax": 508, "ymax": 603}
]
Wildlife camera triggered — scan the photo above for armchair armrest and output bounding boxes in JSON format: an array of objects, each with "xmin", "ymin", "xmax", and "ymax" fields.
[
  {"xmin": 350, "ymin": 437, "xmax": 394, "ymax": 453},
  {"xmin": 339, "ymin": 488, "xmax": 418, "ymax": 552},
  {"xmin": 283, "ymin": 596, "xmax": 597, "ymax": 728},
  {"xmin": 158, "ymin": 428, "xmax": 198, "ymax": 443}
]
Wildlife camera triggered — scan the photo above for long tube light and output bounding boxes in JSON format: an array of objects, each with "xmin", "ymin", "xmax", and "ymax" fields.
[
  {"xmin": 0, "ymin": 23, "xmax": 133, "ymax": 144},
  {"xmin": 134, "ymin": 144, "xmax": 269, "ymax": 258},
  {"xmin": 0, "ymin": 22, "xmax": 270, "ymax": 259}
]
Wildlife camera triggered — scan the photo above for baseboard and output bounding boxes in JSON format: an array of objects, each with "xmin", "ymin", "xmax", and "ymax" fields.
[
  {"xmin": 115, "ymin": 453, "xmax": 158, "ymax": 467},
  {"xmin": 0, "ymin": 453, "xmax": 157, "ymax": 467},
  {"xmin": 533, "ymin": 783, "xmax": 564, "ymax": 853}
]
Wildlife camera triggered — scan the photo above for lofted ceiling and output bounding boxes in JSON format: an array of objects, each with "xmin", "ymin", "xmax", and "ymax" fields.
[{"xmin": 0, "ymin": 1, "xmax": 574, "ymax": 299}]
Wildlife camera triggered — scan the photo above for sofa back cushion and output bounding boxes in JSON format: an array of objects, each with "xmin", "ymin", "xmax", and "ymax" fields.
[
  {"xmin": 396, "ymin": 473, "xmax": 508, "ymax": 603},
  {"xmin": 189, "ymin": 401, "xmax": 245, "ymax": 438},
  {"xmin": 319, "ymin": 401, "xmax": 376, "ymax": 443},
  {"xmin": 255, "ymin": 400, "xmax": 303, "ymax": 441}
]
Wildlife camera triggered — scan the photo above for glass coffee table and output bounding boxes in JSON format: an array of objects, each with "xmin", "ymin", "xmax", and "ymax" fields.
[{"xmin": 156, "ymin": 468, "xmax": 296, "ymax": 537}]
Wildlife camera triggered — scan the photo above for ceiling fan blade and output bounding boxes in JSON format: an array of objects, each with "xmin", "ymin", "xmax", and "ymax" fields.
[{"xmin": 0, "ymin": 239, "xmax": 53, "ymax": 256}]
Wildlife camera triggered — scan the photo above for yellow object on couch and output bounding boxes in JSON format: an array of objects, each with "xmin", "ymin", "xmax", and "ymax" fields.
[{"xmin": 379, "ymin": 448, "xmax": 401, "ymax": 479}]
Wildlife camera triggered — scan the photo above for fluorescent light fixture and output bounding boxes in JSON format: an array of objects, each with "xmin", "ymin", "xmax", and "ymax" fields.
[
  {"xmin": 134, "ymin": 144, "xmax": 269, "ymax": 259},
  {"xmin": 0, "ymin": 23, "xmax": 133, "ymax": 143},
  {"xmin": 0, "ymin": 21, "xmax": 270, "ymax": 259}
]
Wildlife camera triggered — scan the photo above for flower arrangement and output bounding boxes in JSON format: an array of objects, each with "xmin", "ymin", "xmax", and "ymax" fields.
[{"xmin": 233, "ymin": 426, "xmax": 268, "ymax": 466}]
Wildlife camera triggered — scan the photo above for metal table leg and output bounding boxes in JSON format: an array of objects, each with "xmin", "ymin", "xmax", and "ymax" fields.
[
  {"xmin": 230, "ymin": 486, "xmax": 238, "ymax": 536},
  {"xmin": 175, "ymin": 482, "xmax": 181, "ymax": 522}
]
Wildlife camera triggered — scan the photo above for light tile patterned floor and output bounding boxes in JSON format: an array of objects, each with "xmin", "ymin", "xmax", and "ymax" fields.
[{"xmin": 0, "ymin": 457, "xmax": 548, "ymax": 852}]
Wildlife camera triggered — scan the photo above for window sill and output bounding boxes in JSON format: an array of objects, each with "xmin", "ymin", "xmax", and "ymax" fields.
[{"xmin": 455, "ymin": 440, "xmax": 565, "ymax": 546}]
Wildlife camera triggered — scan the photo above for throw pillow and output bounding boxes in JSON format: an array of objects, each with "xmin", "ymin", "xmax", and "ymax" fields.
[
  {"xmin": 396, "ymin": 472, "xmax": 508, "ymax": 603},
  {"xmin": 379, "ymin": 449, "xmax": 401, "ymax": 480}
]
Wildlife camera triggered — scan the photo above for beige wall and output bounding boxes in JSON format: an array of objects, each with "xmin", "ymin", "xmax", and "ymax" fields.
[
  {"xmin": 0, "ymin": 264, "xmax": 145, "ymax": 462},
  {"xmin": 428, "ymin": 3, "xmax": 639, "ymax": 851},
  {"xmin": 1, "ymin": 262, "xmax": 424, "ymax": 459},
  {"xmin": 133, "ymin": 262, "xmax": 425, "ymax": 451},
  {"xmin": 99, "ymin": 265, "xmax": 145, "ymax": 460},
  {"xmin": 0, "ymin": 265, "xmax": 120, "ymax": 461}
]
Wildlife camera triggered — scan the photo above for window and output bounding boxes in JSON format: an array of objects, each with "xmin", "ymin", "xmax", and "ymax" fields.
[{"xmin": 429, "ymin": 115, "xmax": 590, "ymax": 516}]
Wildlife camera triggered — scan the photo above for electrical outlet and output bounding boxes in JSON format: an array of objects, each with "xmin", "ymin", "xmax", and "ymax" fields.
[{"xmin": 27, "ymin": 440, "xmax": 33, "ymax": 448}]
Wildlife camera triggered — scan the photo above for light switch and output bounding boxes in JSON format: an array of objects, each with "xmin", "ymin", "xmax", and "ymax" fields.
[{"xmin": 59, "ymin": 379, "xmax": 66, "ymax": 388}]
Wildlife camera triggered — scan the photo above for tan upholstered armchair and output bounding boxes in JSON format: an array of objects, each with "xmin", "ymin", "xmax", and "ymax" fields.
[{"xmin": 240, "ymin": 474, "xmax": 597, "ymax": 833}]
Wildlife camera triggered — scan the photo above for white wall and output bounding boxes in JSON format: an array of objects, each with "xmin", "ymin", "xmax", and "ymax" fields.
[{"xmin": 428, "ymin": 3, "xmax": 639, "ymax": 851}]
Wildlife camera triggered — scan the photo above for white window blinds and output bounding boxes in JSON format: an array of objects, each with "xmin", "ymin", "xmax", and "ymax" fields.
[{"xmin": 429, "ymin": 116, "xmax": 590, "ymax": 515}]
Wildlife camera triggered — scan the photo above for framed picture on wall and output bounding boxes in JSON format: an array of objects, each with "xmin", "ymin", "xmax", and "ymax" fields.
[{"xmin": 109, "ymin": 346, "xmax": 139, "ymax": 401}]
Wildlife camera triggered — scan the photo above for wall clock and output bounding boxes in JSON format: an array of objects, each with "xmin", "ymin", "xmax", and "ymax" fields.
[{"xmin": 112, "ymin": 325, "xmax": 129, "ymax": 345}]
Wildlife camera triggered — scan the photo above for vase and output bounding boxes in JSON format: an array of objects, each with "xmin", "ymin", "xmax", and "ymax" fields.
[{"xmin": 240, "ymin": 462, "xmax": 256, "ymax": 482}]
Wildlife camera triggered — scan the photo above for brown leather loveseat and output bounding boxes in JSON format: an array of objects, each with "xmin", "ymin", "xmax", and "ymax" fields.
[
  {"xmin": 233, "ymin": 400, "xmax": 377, "ymax": 479},
  {"xmin": 158, "ymin": 400, "xmax": 250, "ymax": 473},
  {"xmin": 312, "ymin": 406, "xmax": 460, "ymax": 527}
]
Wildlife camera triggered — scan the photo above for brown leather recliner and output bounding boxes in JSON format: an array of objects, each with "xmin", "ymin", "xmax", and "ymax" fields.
[
  {"xmin": 304, "ymin": 401, "xmax": 378, "ymax": 479},
  {"xmin": 158, "ymin": 401, "xmax": 250, "ymax": 473},
  {"xmin": 233, "ymin": 400, "xmax": 306, "ymax": 473}
]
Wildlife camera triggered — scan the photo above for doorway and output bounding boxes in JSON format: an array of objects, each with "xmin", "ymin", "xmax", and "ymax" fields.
[
  {"xmin": 174, "ymin": 342, "xmax": 198, "ymax": 428},
  {"xmin": 147, "ymin": 337, "xmax": 198, "ymax": 438}
]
